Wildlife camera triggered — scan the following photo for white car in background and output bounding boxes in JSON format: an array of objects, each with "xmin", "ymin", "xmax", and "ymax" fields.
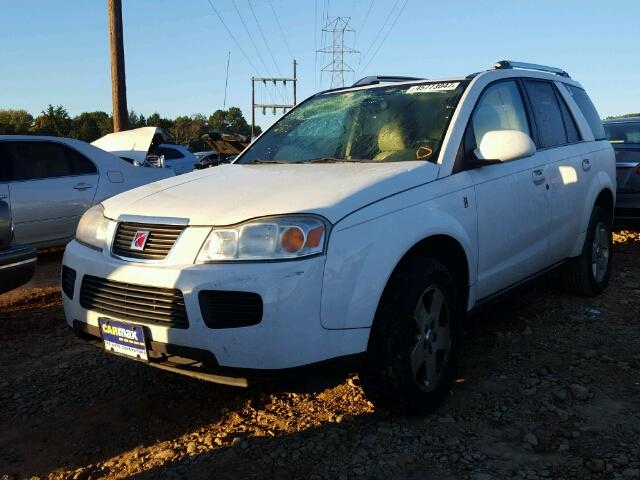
[
  {"xmin": 0, "ymin": 135, "xmax": 173, "ymax": 247},
  {"xmin": 92, "ymin": 127, "xmax": 197, "ymax": 175}
]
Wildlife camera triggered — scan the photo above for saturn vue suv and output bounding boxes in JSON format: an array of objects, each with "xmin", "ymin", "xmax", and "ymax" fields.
[{"xmin": 61, "ymin": 60, "xmax": 615, "ymax": 415}]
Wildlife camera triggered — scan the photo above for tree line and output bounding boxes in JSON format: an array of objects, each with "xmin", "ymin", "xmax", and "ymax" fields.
[{"xmin": 0, "ymin": 105, "xmax": 262, "ymax": 152}]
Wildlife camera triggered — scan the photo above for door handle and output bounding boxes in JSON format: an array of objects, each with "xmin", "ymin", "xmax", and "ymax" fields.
[
  {"xmin": 73, "ymin": 182, "xmax": 93, "ymax": 191},
  {"xmin": 582, "ymin": 159, "xmax": 592, "ymax": 171},
  {"xmin": 532, "ymin": 169, "xmax": 546, "ymax": 185},
  {"xmin": 0, "ymin": 194, "xmax": 7, "ymax": 200}
]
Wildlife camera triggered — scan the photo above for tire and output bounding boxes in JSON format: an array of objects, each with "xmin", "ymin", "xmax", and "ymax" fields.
[
  {"xmin": 359, "ymin": 258, "xmax": 463, "ymax": 416},
  {"xmin": 563, "ymin": 206, "xmax": 613, "ymax": 296}
]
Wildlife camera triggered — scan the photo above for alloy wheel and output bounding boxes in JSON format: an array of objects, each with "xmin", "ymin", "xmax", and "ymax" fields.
[
  {"xmin": 591, "ymin": 221, "xmax": 610, "ymax": 283},
  {"xmin": 410, "ymin": 285, "xmax": 452, "ymax": 392}
]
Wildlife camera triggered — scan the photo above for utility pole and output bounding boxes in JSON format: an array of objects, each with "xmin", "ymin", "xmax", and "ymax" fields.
[
  {"xmin": 251, "ymin": 59, "xmax": 297, "ymax": 138},
  {"xmin": 318, "ymin": 17, "xmax": 358, "ymax": 88},
  {"xmin": 108, "ymin": 0, "xmax": 128, "ymax": 132}
]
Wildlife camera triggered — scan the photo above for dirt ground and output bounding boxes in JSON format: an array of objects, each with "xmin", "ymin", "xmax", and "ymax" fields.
[{"xmin": 1, "ymin": 230, "xmax": 639, "ymax": 480}]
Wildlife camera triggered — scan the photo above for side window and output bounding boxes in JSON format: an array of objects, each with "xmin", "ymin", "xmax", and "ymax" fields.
[
  {"xmin": 155, "ymin": 146, "xmax": 185, "ymax": 160},
  {"xmin": 0, "ymin": 141, "xmax": 95, "ymax": 181},
  {"xmin": 523, "ymin": 80, "xmax": 567, "ymax": 148},
  {"xmin": 66, "ymin": 146, "xmax": 97, "ymax": 175},
  {"xmin": 564, "ymin": 85, "xmax": 606, "ymax": 140},
  {"xmin": 470, "ymin": 80, "xmax": 530, "ymax": 149},
  {"xmin": 555, "ymin": 86, "xmax": 581, "ymax": 144}
]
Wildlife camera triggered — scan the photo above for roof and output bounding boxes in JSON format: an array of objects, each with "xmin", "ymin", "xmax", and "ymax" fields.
[{"xmin": 318, "ymin": 60, "xmax": 575, "ymax": 97}]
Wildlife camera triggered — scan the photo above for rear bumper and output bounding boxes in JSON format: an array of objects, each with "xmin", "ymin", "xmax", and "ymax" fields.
[{"xmin": 0, "ymin": 245, "xmax": 36, "ymax": 294}]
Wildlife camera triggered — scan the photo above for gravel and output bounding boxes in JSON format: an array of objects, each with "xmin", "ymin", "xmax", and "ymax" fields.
[{"xmin": 1, "ymin": 229, "xmax": 639, "ymax": 479}]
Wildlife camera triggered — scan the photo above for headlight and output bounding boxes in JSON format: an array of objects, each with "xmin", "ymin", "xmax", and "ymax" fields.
[
  {"xmin": 76, "ymin": 204, "xmax": 109, "ymax": 251},
  {"xmin": 196, "ymin": 215, "xmax": 330, "ymax": 262}
]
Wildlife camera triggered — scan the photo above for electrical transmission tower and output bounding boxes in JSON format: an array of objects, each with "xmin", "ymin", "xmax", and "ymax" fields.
[{"xmin": 318, "ymin": 17, "xmax": 358, "ymax": 88}]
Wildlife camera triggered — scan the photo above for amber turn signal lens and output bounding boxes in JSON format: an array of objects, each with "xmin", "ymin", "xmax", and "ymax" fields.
[
  {"xmin": 281, "ymin": 226, "xmax": 305, "ymax": 253},
  {"xmin": 305, "ymin": 226, "xmax": 324, "ymax": 248}
]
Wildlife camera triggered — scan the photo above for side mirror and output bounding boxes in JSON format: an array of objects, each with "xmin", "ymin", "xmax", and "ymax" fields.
[
  {"xmin": 158, "ymin": 154, "xmax": 166, "ymax": 168},
  {"xmin": 474, "ymin": 130, "xmax": 536, "ymax": 164}
]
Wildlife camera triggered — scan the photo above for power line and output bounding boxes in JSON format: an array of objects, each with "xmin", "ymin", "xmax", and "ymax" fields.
[
  {"xmin": 358, "ymin": 0, "xmax": 401, "ymax": 70},
  {"xmin": 247, "ymin": 0, "xmax": 281, "ymax": 75},
  {"xmin": 230, "ymin": 0, "xmax": 272, "ymax": 77},
  {"xmin": 352, "ymin": 0, "xmax": 375, "ymax": 83},
  {"xmin": 268, "ymin": 0, "xmax": 294, "ymax": 59},
  {"xmin": 205, "ymin": 0, "xmax": 260, "ymax": 75},
  {"xmin": 358, "ymin": 0, "xmax": 375, "ymax": 37},
  {"xmin": 360, "ymin": 0, "xmax": 409, "ymax": 74},
  {"xmin": 247, "ymin": 0, "xmax": 287, "ymax": 102}
]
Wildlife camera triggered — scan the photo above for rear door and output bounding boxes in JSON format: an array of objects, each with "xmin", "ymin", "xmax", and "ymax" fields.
[
  {"xmin": 2, "ymin": 140, "xmax": 98, "ymax": 246},
  {"xmin": 522, "ymin": 79, "xmax": 586, "ymax": 263},
  {"xmin": 466, "ymin": 80, "xmax": 552, "ymax": 299}
]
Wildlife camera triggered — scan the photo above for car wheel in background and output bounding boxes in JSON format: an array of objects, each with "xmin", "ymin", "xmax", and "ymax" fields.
[{"xmin": 359, "ymin": 258, "xmax": 463, "ymax": 416}]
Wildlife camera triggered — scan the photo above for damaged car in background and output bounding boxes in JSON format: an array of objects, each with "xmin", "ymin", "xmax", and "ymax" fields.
[
  {"xmin": 193, "ymin": 132, "xmax": 250, "ymax": 169},
  {"xmin": 0, "ymin": 135, "xmax": 173, "ymax": 247},
  {"xmin": 92, "ymin": 127, "xmax": 198, "ymax": 175}
]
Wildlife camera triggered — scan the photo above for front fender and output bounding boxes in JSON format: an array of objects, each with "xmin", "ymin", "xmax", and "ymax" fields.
[{"xmin": 321, "ymin": 179, "xmax": 477, "ymax": 330}]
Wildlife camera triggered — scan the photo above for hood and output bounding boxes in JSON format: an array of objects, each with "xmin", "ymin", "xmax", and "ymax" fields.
[
  {"xmin": 92, "ymin": 126, "xmax": 170, "ymax": 156},
  {"xmin": 102, "ymin": 162, "xmax": 440, "ymax": 225}
]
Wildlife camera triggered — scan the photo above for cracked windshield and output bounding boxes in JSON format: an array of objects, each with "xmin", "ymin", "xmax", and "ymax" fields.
[{"xmin": 238, "ymin": 81, "xmax": 467, "ymax": 164}]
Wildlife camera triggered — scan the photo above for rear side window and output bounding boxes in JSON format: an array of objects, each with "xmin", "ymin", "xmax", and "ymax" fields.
[
  {"xmin": 0, "ymin": 141, "xmax": 96, "ymax": 182},
  {"xmin": 564, "ymin": 85, "xmax": 606, "ymax": 140},
  {"xmin": 523, "ymin": 80, "xmax": 566, "ymax": 148},
  {"xmin": 556, "ymin": 88, "xmax": 581, "ymax": 143}
]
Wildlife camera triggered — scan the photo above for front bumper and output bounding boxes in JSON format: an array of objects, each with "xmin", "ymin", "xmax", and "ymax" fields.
[
  {"xmin": 0, "ymin": 245, "xmax": 36, "ymax": 294},
  {"xmin": 62, "ymin": 240, "xmax": 369, "ymax": 371}
]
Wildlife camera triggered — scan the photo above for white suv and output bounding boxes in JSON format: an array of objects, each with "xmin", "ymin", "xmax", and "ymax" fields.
[{"xmin": 62, "ymin": 61, "xmax": 615, "ymax": 415}]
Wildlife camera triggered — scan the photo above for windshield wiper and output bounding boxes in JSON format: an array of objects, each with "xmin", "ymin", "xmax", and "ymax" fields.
[
  {"xmin": 304, "ymin": 157, "xmax": 368, "ymax": 163},
  {"xmin": 247, "ymin": 159, "xmax": 290, "ymax": 164}
]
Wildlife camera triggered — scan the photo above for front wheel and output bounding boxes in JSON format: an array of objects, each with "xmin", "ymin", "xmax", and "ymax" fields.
[
  {"xmin": 563, "ymin": 206, "xmax": 612, "ymax": 296},
  {"xmin": 359, "ymin": 258, "xmax": 463, "ymax": 416}
]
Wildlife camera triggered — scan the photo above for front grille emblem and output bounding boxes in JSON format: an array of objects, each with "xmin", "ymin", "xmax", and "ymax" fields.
[{"xmin": 131, "ymin": 230, "xmax": 150, "ymax": 251}]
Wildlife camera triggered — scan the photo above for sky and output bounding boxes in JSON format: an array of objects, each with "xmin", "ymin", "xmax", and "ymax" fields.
[{"xmin": 1, "ymin": 0, "xmax": 639, "ymax": 130}]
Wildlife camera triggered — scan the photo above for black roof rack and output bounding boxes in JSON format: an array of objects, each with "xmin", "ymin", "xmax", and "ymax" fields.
[
  {"xmin": 352, "ymin": 75, "xmax": 424, "ymax": 87},
  {"xmin": 492, "ymin": 60, "xmax": 570, "ymax": 78}
]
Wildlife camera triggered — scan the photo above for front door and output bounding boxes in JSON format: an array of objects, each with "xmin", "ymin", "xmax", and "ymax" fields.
[{"xmin": 465, "ymin": 80, "xmax": 552, "ymax": 299}]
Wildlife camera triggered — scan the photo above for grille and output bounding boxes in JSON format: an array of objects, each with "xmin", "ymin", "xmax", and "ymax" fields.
[
  {"xmin": 112, "ymin": 222, "xmax": 185, "ymax": 260},
  {"xmin": 199, "ymin": 291, "xmax": 263, "ymax": 329},
  {"xmin": 61, "ymin": 266, "xmax": 76, "ymax": 299},
  {"xmin": 80, "ymin": 275, "xmax": 188, "ymax": 328}
]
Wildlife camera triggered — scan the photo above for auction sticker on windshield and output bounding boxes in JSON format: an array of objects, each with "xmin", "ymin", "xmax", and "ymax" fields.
[
  {"xmin": 406, "ymin": 82, "xmax": 460, "ymax": 94},
  {"xmin": 99, "ymin": 318, "xmax": 148, "ymax": 361}
]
